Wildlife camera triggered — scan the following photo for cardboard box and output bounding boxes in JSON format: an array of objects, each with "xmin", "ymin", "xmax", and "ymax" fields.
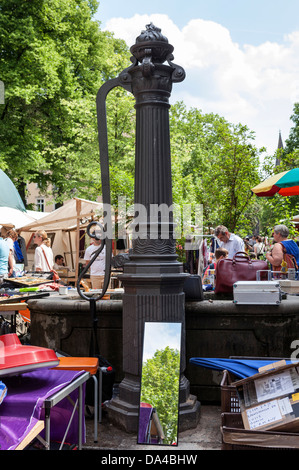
[
  {"xmin": 279, "ymin": 280, "xmax": 299, "ymax": 294},
  {"xmin": 233, "ymin": 280, "xmax": 281, "ymax": 305},
  {"xmin": 221, "ymin": 412, "xmax": 299, "ymax": 450},
  {"xmin": 233, "ymin": 361, "xmax": 299, "ymax": 432}
]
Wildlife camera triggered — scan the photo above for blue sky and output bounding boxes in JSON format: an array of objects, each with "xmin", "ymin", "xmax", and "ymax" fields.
[
  {"xmin": 142, "ymin": 322, "xmax": 181, "ymax": 362},
  {"xmin": 96, "ymin": 0, "xmax": 298, "ymax": 46},
  {"xmin": 94, "ymin": 1, "xmax": 299, "ymax": 154}
]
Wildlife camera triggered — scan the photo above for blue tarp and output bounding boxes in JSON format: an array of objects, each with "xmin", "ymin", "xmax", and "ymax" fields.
[{"xmin": 189, "ymin": 357, "xmax": 292, "ymax": 379}]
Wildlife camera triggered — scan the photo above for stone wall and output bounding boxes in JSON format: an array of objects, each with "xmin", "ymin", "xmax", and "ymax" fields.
[
  {"xmin": 185, "ymin": 297, "xmax": 299, "ymax": 402},
  {"xmin": 28, "ymin": 295, "xmax": 299, "ymax": 403}
]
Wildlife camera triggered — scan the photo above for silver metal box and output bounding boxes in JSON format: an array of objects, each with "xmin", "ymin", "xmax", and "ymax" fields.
[{"xmin": 233, "ymin": 281, "xmax": 281, "ymax": 305}]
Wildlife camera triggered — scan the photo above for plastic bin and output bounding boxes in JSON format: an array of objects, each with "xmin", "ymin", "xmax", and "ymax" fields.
[{"xmin": 220, "ymin": 370, "xmax": 240, "ymax": 413}]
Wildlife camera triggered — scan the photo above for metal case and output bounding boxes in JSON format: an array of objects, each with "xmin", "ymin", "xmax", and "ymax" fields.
[{"xmin": 233, "ymin": 280, "xmax": 281, "ymax": 305}]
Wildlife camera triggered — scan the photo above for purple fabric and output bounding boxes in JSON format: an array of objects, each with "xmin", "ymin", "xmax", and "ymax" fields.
[
  {"xmin": 0, "ymin": 368, "xmax": 85, "ymax": 450},
  {"xmin": 138, "ymin": 406, "xmax": 152, "ymax": 444}
]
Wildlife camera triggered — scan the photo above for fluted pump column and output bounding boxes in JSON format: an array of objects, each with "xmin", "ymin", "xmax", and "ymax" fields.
[{"xmin": 106, "ymin": 24, "xmax": 200, "ymax": 433}]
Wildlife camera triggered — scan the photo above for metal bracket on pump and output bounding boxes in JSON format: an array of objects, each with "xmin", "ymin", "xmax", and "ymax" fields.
[
  {"xmin": 76, "ymin": 66, "xmax": 134, "ymax": 303},
  {"xmin": 76, "ymin": 220, "xmax": 106, "ymax": 301},
  {"xmin": 76, "ymin": 220, "xmax": 106, "ymax": 357}
]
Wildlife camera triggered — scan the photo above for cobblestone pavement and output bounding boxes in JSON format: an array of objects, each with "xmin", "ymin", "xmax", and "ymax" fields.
[{"xmin": 83, "ymin": 405, "xmax": 222, "ymax": 451}]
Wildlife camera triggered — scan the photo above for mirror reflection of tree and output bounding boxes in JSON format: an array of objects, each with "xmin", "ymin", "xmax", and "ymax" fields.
[{"xmin": 140, "ymin": 346, "xmax": 180, "ymax": 445}]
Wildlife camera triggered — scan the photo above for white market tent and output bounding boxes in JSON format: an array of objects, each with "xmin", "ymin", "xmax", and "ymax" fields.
[
  {"xmin": 19, "ymin": 197, "xmax": 103, "ymax": 276},
  {"xmin": 0, "ymin": 206, "xmax": 47, "ymax": 229}
]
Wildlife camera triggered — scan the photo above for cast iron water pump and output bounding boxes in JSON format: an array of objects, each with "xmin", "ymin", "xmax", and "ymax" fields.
[{"xmin": 87, "ymin": 24, "xmax": 200, "ymax": 432}]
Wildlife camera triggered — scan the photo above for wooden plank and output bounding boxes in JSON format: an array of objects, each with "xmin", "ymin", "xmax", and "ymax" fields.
[
  {"xmin": 0, "ymin": 303, "xmax": 28, "ymax": 311},
  {"xmin": 15, "ymin": 420, "xmax": 44, "ymax": 450}
]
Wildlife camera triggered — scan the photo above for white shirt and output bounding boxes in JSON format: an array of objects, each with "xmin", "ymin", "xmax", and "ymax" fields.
[
  {"xmin": 84, "ymin": 244, "xmax": 106, "ymax": 276},
  {"xmin": 219, "ymin": 233, "xmax": 244, "ymax": 259},
  {"xmin": 35, "ymin": 245, "xmax": 54, "ymax": 271}
]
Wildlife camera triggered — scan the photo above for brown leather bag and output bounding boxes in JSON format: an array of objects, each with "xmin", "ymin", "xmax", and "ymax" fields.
[{"xmin": 214, "ymin": 251, "xmax": 268, "ymax": 294}]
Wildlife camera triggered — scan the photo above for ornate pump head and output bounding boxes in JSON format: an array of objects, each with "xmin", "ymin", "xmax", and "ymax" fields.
[{"xmin": 127, "ymin": 23, "xmax": 185, "ymax": 82}]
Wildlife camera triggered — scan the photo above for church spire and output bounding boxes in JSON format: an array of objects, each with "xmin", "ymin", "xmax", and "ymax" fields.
[
  {"xmin": 278, "ymin": 130, "xmax": 283, "ymax": 149},
  {"xmin": 275, "ymin": 130, "xmax": 283, "ymax": 166}
]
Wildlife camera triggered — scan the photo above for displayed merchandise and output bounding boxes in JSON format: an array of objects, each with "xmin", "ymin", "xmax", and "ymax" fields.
[
  {"xmin": 0, "ymin": 333, "xmax": 59, "ymax": 377},
  {"xmin": 234, "ymin": 362, "xmax": 299, "ymax": 432},
  {"xmin": 189, "ymin": 357, "xmax": 292, "ymax": 379},
  {"xmin": 0, "ymin": 380, "xmax": 7, "ymax": 404},
  {"xmin": 214, "ymin": 252, "xmax": 268, "ymax": 294},
  {"xmin": 233, "ymin": 280, "xmax": 281, "ymax": 305}
]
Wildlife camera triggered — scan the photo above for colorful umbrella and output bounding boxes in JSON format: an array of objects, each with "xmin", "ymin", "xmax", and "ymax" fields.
[{"xmin": 252, "ymin": 168, "xmax": 299, "ymax": 197}]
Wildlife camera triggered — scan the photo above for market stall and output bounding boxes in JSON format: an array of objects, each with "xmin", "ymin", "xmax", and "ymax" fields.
[{"xmin": 18, "ymin": 197, "xmax": 103, "ymax": 284}]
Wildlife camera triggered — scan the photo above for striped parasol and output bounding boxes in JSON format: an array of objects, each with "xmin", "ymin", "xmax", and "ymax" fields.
[{"xmin": 252, "ymin": 168, "xmax": 299, "ymax": 197}]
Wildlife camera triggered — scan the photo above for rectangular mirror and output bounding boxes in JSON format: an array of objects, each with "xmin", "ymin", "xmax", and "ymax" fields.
[{"xmin": 137, "ymin": 322, "xmax": 181, "ymax": 446}]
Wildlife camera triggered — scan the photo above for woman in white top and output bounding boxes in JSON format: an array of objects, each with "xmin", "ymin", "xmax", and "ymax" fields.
[
  {"xmin": 254, "ymin": 236, "xmax": 265, "ymax": 259},
  {"xmin": 34, "ymin": 230, "xmax": 54, "ymax": 272}
]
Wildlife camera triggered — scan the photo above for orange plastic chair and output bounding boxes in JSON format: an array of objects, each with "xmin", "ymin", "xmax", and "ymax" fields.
[{"xmin": 53, "ymin": 356, "xmax": 100, "ymax": 443}]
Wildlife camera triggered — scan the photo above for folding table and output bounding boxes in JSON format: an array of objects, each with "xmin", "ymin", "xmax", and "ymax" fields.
[
  {"xmin": 0, "ymin": 368, "xmax": 89, "ymax": 450},
  {"xmin": 43, "ymin": 370, "xmax": 89, "ymax": 450},
  {"xmin": 52, "ymin": 357, "xmax": 100, "ymax": 443}
]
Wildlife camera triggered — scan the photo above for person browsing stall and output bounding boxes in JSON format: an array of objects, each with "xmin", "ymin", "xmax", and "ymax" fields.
[
  {"xmin": 84, "ymin": 237, "xmax": 106, "ymax": 289},
  {"xmin": 265, "ymin": 224, "xmax": 299, "ymax": 270},
  {"xmin": 254, "ymin": 236, "xmax": 265, "ymax": 259},
  {"xmin": 202, "ymin": 247, "xmax": 229, "ymax": 282},
  {"xmin": 4, "ymin": 229, "xmax": 19, "ymax": 275},
  {"xmin": 54, "ymin": 254, "xmax": 66, "ymax": 270},
  {"xmin": 0, "ymin": 237, "xmax": 13, "ymax": 277},
  {"xmin": 34, "ymin": 230, "xmax": 54, "ymax": 272},
  {"xmin": 214, "ymin": 225, "xmax": 244, "ymax": 259}
]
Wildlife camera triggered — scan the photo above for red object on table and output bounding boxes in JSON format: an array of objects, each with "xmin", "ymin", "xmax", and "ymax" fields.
[{"xmin": 0, "ymin": 333, "xmax": 59, "ymax": 377}]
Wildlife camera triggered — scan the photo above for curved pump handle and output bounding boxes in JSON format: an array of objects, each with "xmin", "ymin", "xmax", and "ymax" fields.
[
  {"xmin": 76, "ymin": 71, "xmax": 133, "ymax": 302},
  {"xmin": 76, "ymin": 221, "xmax": 107, "ymax": 301}
]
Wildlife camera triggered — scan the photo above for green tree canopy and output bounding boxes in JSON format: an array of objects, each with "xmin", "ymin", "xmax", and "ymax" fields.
[
  {"xmin": 140, "ymin": 346, "xmax": 180, "ymax": 445},
  {"xmin": 170, "ymin": 102, "xmax": 262, "ymax": 235},
  {"xmin": 0, "ymin": 0, "xmax": 132, "ymax": 203},
  {"xmin": 285, "ymin": 103, "xmax": 299, "ymax": 154},
  {"xmin": 0, "ymin": 2, "xmax": 267, "ymax": 238}
]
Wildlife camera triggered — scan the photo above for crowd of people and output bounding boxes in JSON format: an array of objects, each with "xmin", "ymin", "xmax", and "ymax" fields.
[
  {"xmin": 213, "ymin": 224, "xmax": 299, "ymax": 274},
  {"xmin": 31, "ymin": 229, "xmax": 106, "ymax": 289},
  {"xmin": 0, "ymin": 228, "xmax": 27, "ymax": 277},
  {"xmin": 0, "ymin": 228, "xmax": 64, "ymax": 278},
  {"xmin": 1, "ymin": 222, "xmax": 299, "ymax": 285},
  {"xmin": 0, "ymin": 226, "xmax": 106, "ymax": 289}
]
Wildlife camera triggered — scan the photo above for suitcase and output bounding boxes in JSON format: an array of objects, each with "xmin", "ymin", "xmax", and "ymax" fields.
[{"xmin": 233, "ymin": 281, "xmax": 281, "ymax": 305}]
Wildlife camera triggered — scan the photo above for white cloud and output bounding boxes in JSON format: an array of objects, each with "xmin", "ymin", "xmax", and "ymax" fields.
[
  {"xmin": 104, "ymin": 14, "xmax": 299, "ymax": 153},
  {"xmin": 142, "ymin": 322, "xmax": 181, "ymax": 362}
]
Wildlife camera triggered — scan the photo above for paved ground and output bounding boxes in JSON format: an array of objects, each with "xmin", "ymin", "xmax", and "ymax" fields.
[{"xmin": 83, "ymin": 404, "xmax": 222, "ymax": 451}]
